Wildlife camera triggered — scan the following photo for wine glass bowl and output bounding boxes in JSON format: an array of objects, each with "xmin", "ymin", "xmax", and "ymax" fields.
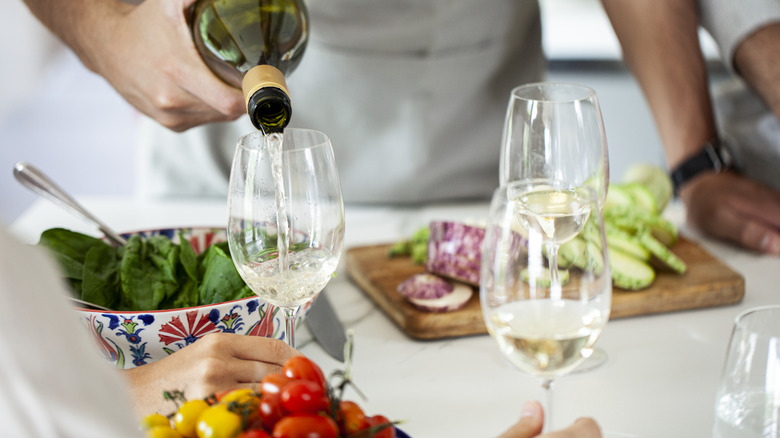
[
  {"xmin": 500, "ymin": 82, "xmax": 609, "ymax": 206},
  {"xmin": 481, "ymin": 181, "xmax": 611, "ymax": 429},
  {"xmin": 227, "ymin": 128, "xmax": 344, "ymax": 348},
  {"xmin": 713, "ymin": 305, "xmax": 780, "ymax": 437}
]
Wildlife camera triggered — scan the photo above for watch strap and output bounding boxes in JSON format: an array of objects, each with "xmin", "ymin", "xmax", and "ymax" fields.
[{"xmin": 670, "ymin": 140, "xmax": 726, "ymax": 194}]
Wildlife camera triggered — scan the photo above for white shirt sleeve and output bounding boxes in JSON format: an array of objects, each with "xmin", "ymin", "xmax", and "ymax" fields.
[
  {"xmin": 0, "ymin": 226, "xmax": 142, "ymax": 438},
  {"xmin": 699, "ymin": 0, "xmax": 780, "ymax": 71}
]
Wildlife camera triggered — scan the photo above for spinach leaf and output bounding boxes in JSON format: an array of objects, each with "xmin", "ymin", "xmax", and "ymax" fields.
[
  {"xmin": 178, "ymin": 232, "xmax": 199, "ymax": 283},
  {"xmin": 198, "ymin": 243, "xmax": 254, "ymax": 305},
  {"xmin": 37, "ymin": 228, "xmax": 108, "ymax": 281},
  {"xmin": 81, "ymin": 244, "xmax": 120, "ymax": 309},
  {"xmin": 119, "ymin": 235, "xmax": 180, "ymax": 310}
]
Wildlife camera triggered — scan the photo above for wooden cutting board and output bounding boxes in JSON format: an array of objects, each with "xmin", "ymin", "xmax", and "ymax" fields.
[{"xmin": 346, "ymin": 237, "xmax": 745, "ymax": 340}]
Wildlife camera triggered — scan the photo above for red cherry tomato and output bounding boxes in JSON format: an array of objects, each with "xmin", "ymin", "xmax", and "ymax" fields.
[
  {"xmin": 271, "ymin": 414, "xmax": 339, "ymax": 438},
  {"xmin": 366, "ymin": 415, "xmax": 396, "ymax": 438},
  {"xmin": 339, "ymin": 400, "xmax": 369, "ymax": 435},
  {"xmin": 260, "ymin": 373, "xmax": 293, "ymax": 397},
  {"xmin": 280, "ymin": 380, "xmax": 330, "ymax": 414},
  {"xmin": 238, "ymin": 430, "xmax": 271, "ymax": 438},
  {"xmin": 282, "ymin": 356, "xmax": 328, "ymax": 390},
  {"xmin": 259, "ymin": 393, "xmax": 285, "ymax": 430}
]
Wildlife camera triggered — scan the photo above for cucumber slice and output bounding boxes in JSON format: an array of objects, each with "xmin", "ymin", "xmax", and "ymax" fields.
[
  {"xmin": 605, "ymin": 184, "xmax": 635, "ymax": 211},
  {"xmin": 622, "ymin": 163, "xmax": 673, "ymax": 212},
  {"xmin": 521, "ymin": 267, "xmax": 570, "ymax": 287},
  {"xmin": 559, "ymin": 236, "xmax": 605, "ymax": 275},
  {"xmin": 609, "ymin": 247, "xmax": 656, "ymax": 290},
  {"xmin": 639, "ymin": 231, "xmax": 687, "ymax": 274},
  {"xmin": 559, "ymin": 237, "xmax": 588, "ymax": 269},
  {"xmin": 623, "ymin": 182, "xmax": 658, "ymax": 214},
  {"xmin": 606, "ymin": 224, "xmax": 650, "ymax": 261},
  {"xmin": 604, "ymin": 207, "xmax": 678, "ymax": 247}
]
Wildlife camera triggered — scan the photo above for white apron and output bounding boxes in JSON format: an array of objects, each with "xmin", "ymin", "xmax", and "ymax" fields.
[{"xmin": 136, "ymin": 0, "xmax": 544, "ymax": 204}]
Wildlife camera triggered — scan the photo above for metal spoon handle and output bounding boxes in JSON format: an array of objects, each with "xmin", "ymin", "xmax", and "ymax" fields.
[{"xmin": 13, "ymin": 161, "xmax": 127, "ymax": 247}]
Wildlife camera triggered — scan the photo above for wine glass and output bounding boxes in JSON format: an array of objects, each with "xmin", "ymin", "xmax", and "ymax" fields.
[
  {"xmin": 500, "ymin": 82, "xmax": 609, "ymax": 204},
  {"xmin": 480, "ymin": 181, "xmax": 612, "ymax": 431},
  {"xmin": 713, "ymin": 305, "xmax": 780, "ymax": 437},
  {"xmin": 499, "ymin": 82, "xmax": 610, "ymax": 371},
  {"xmin": 227, "ymin": 128, "xmax": 345, "ymax": 348}
]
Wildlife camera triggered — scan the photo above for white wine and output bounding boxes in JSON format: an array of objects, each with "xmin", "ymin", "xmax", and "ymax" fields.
[
  {"xmin": 486, "ymin": 300, "xmax": 607, "ymax": 377},
  {"xmin": 714, "ymin": 390, "xmax": 780, "ymax": 438},
  {"xmin": 191, "ymin": 0, "xmax": 309, "ymax": 133},
  {"xmin": 237, "ymin": 248, "xmax": 339, "ymax": 308},
  {"xmin": 513, "ymin": 188, "xmax": 591, "ymax": 245}
]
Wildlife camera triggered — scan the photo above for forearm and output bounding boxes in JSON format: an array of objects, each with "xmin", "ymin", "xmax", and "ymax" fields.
[
  {"xmin": 22, "ymin": 0, "xmax": 131, "ymax": 73},
  {"xmin": 734, "ymin": 22, "xmax": 780, "ymax": 121},
  {"xmin": 602, "ymin": 0, "xmax": 717, "ymax": 168}
]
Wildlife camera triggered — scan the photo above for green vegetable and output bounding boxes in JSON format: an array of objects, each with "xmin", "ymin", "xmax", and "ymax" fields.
[
  {"xmin": 36, "ymin": 228, "xmax": 254, "ymax": 311},
  {"xmin": 622, "ymin": 163, "xmax": 673, "ymax": 212},
  {"xmin": 388, "ymin": 226, "xmax": 430, "ymax": 265},
  {"xmin": 609, "ymin": 247, "xmax": 655, "ymax": 290},
  {"xmin": 521, "ymin": 267, "xmax": 570, "ymax": 287}
]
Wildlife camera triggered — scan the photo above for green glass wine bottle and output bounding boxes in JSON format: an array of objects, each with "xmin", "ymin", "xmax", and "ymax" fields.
[{"xmin": 191, "ymin": 0, "xmax": 309, "ymax": 133}]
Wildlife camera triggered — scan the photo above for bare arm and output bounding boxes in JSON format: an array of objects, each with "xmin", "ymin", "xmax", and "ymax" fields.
[
  {"xmin": 23, "ymin": 0, "xmax": 244, "ymax": 132},
  {"xmin": 602, "ymin": 0, "xmax": 780, "ymax": 254},
  {"xmin": 601, "ymin": 0, "xmax": 717, "ymax": 168}
]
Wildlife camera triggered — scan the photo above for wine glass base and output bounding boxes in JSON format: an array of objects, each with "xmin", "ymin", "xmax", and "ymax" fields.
[{"xmin": 572, "ymin": 347, "xmax": 608, "ymax": 374}]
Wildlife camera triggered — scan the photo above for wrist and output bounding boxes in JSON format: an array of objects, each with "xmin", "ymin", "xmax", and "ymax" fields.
[{"xmin": 670, "ymin": 138, "xmax": 736, "ymax": 195}]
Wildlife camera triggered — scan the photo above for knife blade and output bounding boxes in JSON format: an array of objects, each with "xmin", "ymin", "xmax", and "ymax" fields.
[{"xmin": 304, "ymin": 290, "xmax": 347, "ymax": 362}]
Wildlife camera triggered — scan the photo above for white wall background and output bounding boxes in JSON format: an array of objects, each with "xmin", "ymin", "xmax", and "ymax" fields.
[{"xmin": 0, "ymin": 0, "xmax": 724, "ymax": 225}]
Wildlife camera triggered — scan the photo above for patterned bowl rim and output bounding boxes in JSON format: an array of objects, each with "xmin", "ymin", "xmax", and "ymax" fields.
[{"xmin": 78, "ymin": 225, "xmax": 259, "ymax": 314}]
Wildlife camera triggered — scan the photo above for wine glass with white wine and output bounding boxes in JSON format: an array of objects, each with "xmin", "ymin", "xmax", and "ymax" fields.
[
  {"xmin": 480, "ymin": 181, "xmax": 612, "ymax": 432},
  {"xmin": 227, "ymin": 129, "xmax": 345, "ymax": 348},
  {"xmin": 499, "ymin": 82, "xmax": 610, "ymax": 371}
]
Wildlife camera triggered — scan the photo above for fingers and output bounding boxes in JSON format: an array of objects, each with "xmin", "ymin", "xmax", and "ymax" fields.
[
  {"xmin": 541, "ymin": 418, "xmax": 602, "ymax": 438},
  {"xmin": 497, "ymin": 401, "xmax": 544, "ymax": 438},
  {"xmin": 682, "ymin": 172, "xmax": 780, "ymax": 255},
  {"xmin": 223, "ymin": 333, "xmax": 302, "ymax": 365}
]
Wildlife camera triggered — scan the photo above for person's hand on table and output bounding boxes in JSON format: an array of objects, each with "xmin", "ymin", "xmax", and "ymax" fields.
[
  {"xmin": 122, "ymin": 332, "xmax": 299, "ymax": 417},
  {"xmin": 24, "ymin": 0, "xmax": 245, "ymax": 132},
  {"xmin": 680, "ymin": 171, "xmax": 780, "ymax": 255},
  {"xmin": 498, "ymin": 401, "xmax": 602, "ymax": 438}
]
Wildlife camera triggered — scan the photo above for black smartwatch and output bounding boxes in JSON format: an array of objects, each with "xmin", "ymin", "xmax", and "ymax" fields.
[{"xmin": 670, "ymin": 139, "xmax": 734, "ymax": 194}]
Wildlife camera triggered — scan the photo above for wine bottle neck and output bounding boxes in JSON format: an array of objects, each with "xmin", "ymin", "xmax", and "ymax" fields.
[
  {"xmin": 243, "ymin": 65, "xmax": 292, "ymax": 133},
  {"xmin": 242, "ymin": 65, "xmax": 289, "ymax": 108}
]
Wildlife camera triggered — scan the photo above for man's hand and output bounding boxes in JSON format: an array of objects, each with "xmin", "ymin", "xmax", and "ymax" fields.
[
  {"xmin": 681, "ymin": 171, "xmax": 780, "ymax": 254},
  {"xmin": 123, "ymin": 333, "xmax": 300, "ymax": 417},
  {"xmin": 25, "ymin": 0, "xmax": 245, "ymax": 132}
]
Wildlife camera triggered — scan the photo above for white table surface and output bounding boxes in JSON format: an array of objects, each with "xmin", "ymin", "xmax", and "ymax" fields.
[{"xmin": 9, "ymin": 196, "xmax": 778, "ymax": 438}]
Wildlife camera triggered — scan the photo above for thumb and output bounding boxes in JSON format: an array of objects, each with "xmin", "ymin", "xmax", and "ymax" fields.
[{"xmin": 497, "ymin": 400, "xmax": 545, "ymax": 438}]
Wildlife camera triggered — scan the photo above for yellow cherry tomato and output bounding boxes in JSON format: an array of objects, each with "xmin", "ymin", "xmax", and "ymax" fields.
[
  {"xmin": 140, "ymin": 413, "xmax": 171, "ymax": 430},
  {"xmin": 174, "ymin": 399, "xmax": 210, "ymax": 438},
  {"xmin": 220, "ymin": 389, "xmax": 261, "ymax": 424},
  {"xmin": 219, "ymin": 388, "xmax": 255, "ymax": 404},
  {"xmin": 196, "ymin": 405, "xmax": 243, "ymax": 438},
  {"xmin": 146, "ymin": 425, "xmax": 183, "ymax": 438}
]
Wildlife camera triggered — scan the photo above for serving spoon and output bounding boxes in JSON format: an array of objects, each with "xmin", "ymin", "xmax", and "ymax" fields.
[{"xmin": 13, "ymin": 161, "xmax": 123, "ymax": 311}]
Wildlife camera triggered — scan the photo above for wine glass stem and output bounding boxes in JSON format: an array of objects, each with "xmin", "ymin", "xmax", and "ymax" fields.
[
  {"xmin": 542, "ymin": 377, "xmax": 554, "ymax": 432},
  {"xmin": 546, "ymin": 244, "xmax": 562, "ymax": 299},
  {"xmin": 283, "ymin": 307, "xmax": 298, "ymax": 349}
]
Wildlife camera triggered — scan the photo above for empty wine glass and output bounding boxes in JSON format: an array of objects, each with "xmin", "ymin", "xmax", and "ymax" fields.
[
  {"xmin": 713, "ymin": 305, "xmax": 780, "ymax": 437},
  {"xmin": 227, "ymin": 128, "xmax": 345, "ymax": 348},
  {"xmin": 480, "ymin": 181, "xmax": 612, "ymax": 431},
  {"xmin": 500, "ymin": 82, "xmax": 610, "ymax": 371}
]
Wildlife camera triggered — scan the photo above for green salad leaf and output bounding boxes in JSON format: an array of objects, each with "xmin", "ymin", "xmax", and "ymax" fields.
[{"xmin": 36, "ymin": 228, "xmax": 253, "ymax": 311}]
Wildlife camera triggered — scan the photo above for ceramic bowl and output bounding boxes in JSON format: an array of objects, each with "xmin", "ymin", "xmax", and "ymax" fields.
[{"xmin": 77, "ymin": 227, "xmax": 311, "ymax": 369}]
